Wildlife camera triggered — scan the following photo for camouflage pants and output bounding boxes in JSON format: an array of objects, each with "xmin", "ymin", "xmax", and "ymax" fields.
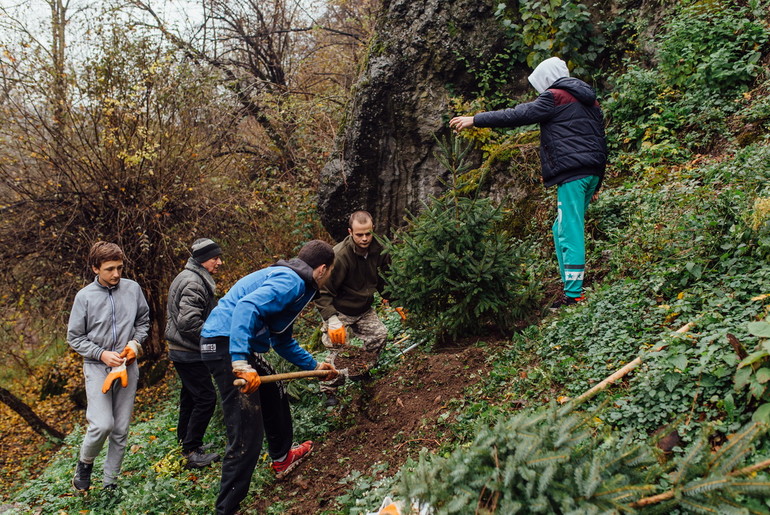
[{"xmin": 320, "ymin": 308, "xmax": 387, "ymax": 393}]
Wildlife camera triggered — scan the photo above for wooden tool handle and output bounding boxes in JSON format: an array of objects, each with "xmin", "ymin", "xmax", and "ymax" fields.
[{"xmin": 233, "ymin": 369, "xmax": 330, "ymax": 387}]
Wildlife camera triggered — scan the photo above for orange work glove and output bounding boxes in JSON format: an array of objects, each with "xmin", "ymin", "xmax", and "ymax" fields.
[
  {"xmin": 394, "ymin": 307, "xmax": 407, "ymax": 321},
  {"xmin": 232, "ymin": 360, "xmax": 261, "ymax": 394},
  {"xmin": 118, "ymin": 340, "xmax": 142, "ymax": 365},
  {"xmin": 327, "ymin": 315, "xmax": 346, "ymax": 345},
  {"xmin": 101, "ymin": 360, "xmax": 128, "ymax": 394},
  {"xmin": 316, "ymin": 362, "xmax": 339, "ymax": 381}
]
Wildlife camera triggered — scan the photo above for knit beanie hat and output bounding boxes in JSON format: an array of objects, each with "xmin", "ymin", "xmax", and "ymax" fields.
[
  {"xmin": 297, "ymin": 239, "xmax": 334, "ymax": 269},
  {"xmin": 191, "ymin": 238, "xmax": 222, "ymax": 264}
]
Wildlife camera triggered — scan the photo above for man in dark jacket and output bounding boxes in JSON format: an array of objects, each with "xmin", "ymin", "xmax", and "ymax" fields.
[
  {"xmin": 450, "ymin": 56, "xmax": 607, "ymax": 307},
  {"xmin": 166, "ymin": 238, "xmax": 223, "ymax": 468},
  {"xmin": 200, "ymin": 240, "xmax": 339, "ymax": 515},
  {"xmin": 314, "ymin": 210, "xmax": 390, "ymax": 406}
]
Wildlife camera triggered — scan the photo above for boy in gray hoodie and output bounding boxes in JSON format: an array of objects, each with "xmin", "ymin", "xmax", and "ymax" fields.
[{"xmin": 68, "ymin": 241, "xmax": 150, "ymax": 491}]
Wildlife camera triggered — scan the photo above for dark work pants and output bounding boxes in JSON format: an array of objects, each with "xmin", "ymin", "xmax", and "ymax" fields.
[
  {"xmin": 207, "ymin": 349, "xmax": 293, "ymax": 515},
  {"xmin": 173, "ymin": 360, "xmax": 217, "ymax": 453}
]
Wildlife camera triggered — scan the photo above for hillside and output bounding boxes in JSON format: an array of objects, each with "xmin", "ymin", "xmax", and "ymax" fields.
[{"xmin": 1, "ymin": 0, "xmax": 770, "ymax": 513}]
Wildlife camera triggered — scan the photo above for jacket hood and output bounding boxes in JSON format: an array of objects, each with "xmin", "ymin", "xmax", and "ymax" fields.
[
  {"xmin": 528, "ymin": 57, "xmax": 570, "ymax": 93},
  {"xmin": 550, "ymin": 77, "xmax": 597, "ymax": 105},
  {"xmin": 273, "ymin": 258, "xmax": 317, "ymax": 289}
]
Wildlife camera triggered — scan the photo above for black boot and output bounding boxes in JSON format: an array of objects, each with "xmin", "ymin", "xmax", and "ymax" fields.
[{"xmin": 72, "ymin": 460, "xmax": 93, "ymax": 491}]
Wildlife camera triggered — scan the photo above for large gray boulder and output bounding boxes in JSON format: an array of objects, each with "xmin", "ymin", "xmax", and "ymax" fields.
[{"xmin": 318, "ymin": 0, "xmax": 526, "ymax": 240}]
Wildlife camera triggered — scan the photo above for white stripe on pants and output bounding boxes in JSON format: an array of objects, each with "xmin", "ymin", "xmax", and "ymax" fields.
[{"xmin": 79, "ymin": 361, "xmax": 138, "ymax": 485}]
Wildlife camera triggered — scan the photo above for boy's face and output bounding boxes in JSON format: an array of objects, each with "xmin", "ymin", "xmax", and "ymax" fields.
[{"xmin": 93, "ymin": 260, "xmax": 124, "ymax": 287}]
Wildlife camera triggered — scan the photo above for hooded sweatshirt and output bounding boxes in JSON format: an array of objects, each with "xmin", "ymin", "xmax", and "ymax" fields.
[
  {"xmin": 200, "ymin": 258, "xmax": 318, "ymax": 370},
  {"xmin": 528, "ymin": 56, "xmax": 571, "ymax": 94},
  {"xmin": 474, "ymin": 57, "xmax": 606, "ymax": 187}
]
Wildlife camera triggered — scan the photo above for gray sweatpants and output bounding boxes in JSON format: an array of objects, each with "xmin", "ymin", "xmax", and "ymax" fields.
[
  {"xmin": 321, "ymin": 308, "xmax": 387, "ymax": 393},
  {"xmin": 79, "ymin": 361, "xmax": 139, "ymax": 485}
]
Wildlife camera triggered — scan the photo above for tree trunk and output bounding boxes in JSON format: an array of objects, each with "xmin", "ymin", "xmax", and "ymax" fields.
[{"xmin": 0, "ymin": 386, "xmax": 65, "ymax": 441}]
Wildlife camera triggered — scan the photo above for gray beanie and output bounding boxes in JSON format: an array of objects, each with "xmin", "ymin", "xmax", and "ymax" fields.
[{"xmin": 191, "ymin": 238, "xmax": 222, "ymax": 263}]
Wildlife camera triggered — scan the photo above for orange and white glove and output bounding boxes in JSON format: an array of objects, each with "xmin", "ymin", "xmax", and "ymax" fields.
[
  {"xmin": 394, "ymin": 307, "xmax": 407, "ymax": 321},
  {"xmin": 316, "ymin": 362, "xmax": 339, "ymax": 381},
  {"xmin": 233, "ymin": 360, "xmax": 261, "ymax": 394},
  {"xmin": 327, "ymin": 315, "xmax": 346, "ymax": 345},
  {"xmin": 118, "ymin": 340, "xmax": 142, "ymax": 365},
  {"xmin": 101, "ymin": 359, "xmax": 128, "ymax": 394}
]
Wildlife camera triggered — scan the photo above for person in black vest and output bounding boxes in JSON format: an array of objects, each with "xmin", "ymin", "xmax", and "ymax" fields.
[
  {"xmin": 166, "ymin": 238, "xmax": 223, "ymax": 467},
  {"xmin": 450, "ymin": 56, "xmax": 607, "ymax": 308}
]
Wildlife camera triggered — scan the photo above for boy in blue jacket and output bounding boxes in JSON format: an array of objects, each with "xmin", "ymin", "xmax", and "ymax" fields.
[
  {"xmin": 450, "ymin": 56, "xmax": 607, "ymax": 307},
  {"xmin": 200, "ymin": 240, "xmax": 338, "ymax": 515}
]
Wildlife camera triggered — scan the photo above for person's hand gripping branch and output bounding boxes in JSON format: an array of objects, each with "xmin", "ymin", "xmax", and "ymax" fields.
[
  {"xmin": 118, "ymin": 340, "xmax": 141, "ymax": 365},
  {"xmin": 449, "ymin": 116, "xmax": 475, "ymax": 132},
  {"xmin": 327, "ymin": 315, "xmax": 346, "ymax": 345},
  {"xmin": 233, "ymin": 360, "xmax": 260, "ymax": 394}
]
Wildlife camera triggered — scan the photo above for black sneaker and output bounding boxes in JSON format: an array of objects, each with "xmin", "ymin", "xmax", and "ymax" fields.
[
  {"xmin": 184, "ymin": 448, "xmax": 221, "ymax": 468},
  {"xmin": 73, "ymin": 460, "xmax": 93, "ymax": 492},
  {"xmin": 550, "ymin": 293, "xmax": 585, "ymax": 310}
]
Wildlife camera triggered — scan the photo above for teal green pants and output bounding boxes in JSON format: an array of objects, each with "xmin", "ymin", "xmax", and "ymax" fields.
[{"xmin": 552, "ymin": 175, "xmax": 600, "ymax": 298}]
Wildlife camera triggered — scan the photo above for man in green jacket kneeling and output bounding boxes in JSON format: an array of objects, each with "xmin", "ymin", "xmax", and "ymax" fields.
[{"xmin": 315, "ymin": 210, "xmax": 391, "ymax": 406}]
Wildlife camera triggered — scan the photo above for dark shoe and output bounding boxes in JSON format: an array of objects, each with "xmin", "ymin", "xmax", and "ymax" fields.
[
  {"xmin": 271, "ymin": 441, "xmax": 313, "ymax": 479},
  {"xmin": 184, "ymin": 448, "xmax": 221, "ymax": 468},
  {"xmin": 324, "ymin": 393, "xmax": 339, "ymax": 407},
  {"xmin": 199, "ymin": 442, "xmax": 215, "ymax": 452},
  {"xmin": 103, "ymin": 483, "xmax": 118, "ymax": 491},
  {"xmin": 72, "ymin": 460, "xmax": 93, "ymax": 492},
  {"xmin": 550, "ymin": 293, "xmax": 585, "ymax": 310}
]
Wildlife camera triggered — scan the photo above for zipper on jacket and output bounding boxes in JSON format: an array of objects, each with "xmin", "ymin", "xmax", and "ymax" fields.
[{"xmin": 108, "ymin": 288, "xmax": 117, "ymax": 351}]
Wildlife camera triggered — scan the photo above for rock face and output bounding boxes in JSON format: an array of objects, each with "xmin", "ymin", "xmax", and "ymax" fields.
[{"xmin": 318, "ymin": 0, "xmax": 525, "ymax": 240}]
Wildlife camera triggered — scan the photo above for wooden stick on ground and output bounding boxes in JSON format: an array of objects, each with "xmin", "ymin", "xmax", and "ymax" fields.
[{"xmin": 570, "ymin": 322, "xmax": 693, "ymax": 405}]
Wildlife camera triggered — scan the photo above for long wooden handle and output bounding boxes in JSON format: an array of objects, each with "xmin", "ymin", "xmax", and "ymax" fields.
[{"xmin": 233, "ymin": 369, "xmax": 330, "ymax": 387}]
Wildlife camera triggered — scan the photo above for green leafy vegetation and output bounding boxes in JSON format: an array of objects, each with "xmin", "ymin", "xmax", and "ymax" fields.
[
  {"xmin": 736, "ymin": 314, "xmax": 770, "ymax": 424},
  {"xmin": 606, "ymin": 1, "xmax": 770, "ymax": 171}
]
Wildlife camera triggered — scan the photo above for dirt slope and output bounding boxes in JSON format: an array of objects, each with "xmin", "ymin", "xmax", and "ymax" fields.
[{"xmin": 251, "ymin": 343, "xmax": 493, "ymax": 514}]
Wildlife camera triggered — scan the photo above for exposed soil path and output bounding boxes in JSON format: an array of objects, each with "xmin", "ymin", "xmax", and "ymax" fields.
[{"xmin": 251, "ymin": 343, "xmax": 495, "ymax": 514}]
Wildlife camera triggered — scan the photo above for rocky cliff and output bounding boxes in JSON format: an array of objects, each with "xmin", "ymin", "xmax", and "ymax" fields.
[{"xmin": 317, "ymin": 0, "xmax": 528, "ymax": 240}]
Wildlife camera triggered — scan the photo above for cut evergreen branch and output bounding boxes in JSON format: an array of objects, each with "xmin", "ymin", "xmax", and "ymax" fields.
[{"xmin": 398, "ymin": 402, "xmax": 770, "ymax": 513}]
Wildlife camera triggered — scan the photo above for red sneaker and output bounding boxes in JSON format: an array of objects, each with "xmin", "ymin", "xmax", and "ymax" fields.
[{"xmin": 271, "ymin": 441, "xmax": 313, "ymax": 479}]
